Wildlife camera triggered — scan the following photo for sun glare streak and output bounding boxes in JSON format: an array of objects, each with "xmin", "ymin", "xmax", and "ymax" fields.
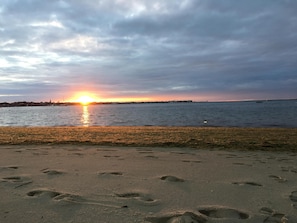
[{"xmin": 81, "ymin": 105, "xmax": 90, "ymax": 127}]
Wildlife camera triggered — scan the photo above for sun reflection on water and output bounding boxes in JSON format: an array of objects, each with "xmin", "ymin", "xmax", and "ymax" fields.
[{"xmin": 81, "ymin": 105, "xmax": 90, "ymax": 126}]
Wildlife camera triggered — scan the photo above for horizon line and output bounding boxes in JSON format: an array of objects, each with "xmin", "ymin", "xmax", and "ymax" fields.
[{"xmin": 1, "ymin": 98, "xmax": 296, "ymax": 106}]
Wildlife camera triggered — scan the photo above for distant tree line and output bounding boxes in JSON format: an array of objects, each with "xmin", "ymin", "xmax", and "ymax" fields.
[{"xmin": 0, "ymin": 100, "xmax": 193, "ymax": 107}]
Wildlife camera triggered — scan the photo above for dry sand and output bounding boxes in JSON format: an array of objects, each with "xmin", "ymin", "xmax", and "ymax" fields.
[{"xmin": 0, "ymin": 127, "xmax": 297, "ymax": 222}]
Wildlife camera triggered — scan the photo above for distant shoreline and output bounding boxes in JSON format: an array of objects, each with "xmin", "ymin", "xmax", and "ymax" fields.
[
  {"xmin": 0, "ymin": 100, "xmax": 193, "ymax": 107},
  {"xmin": 0, "ymin": 98, "xmax": 296, "ymax": 107}
]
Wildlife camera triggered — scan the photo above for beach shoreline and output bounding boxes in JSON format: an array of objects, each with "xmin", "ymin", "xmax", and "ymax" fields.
[{"xmin": 0, "ymin": 126, "xmax": 297, "ymax": 151}]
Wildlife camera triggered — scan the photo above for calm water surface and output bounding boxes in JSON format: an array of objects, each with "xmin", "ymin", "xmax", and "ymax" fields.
[{"xmin": 0, "ymin": 101, "xmax": 296, "ymax": 127}]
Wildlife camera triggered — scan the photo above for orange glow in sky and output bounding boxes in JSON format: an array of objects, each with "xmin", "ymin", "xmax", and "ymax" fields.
[
  {"xmin": 65, "ymin": 90, "xmax": 228, "ymax": 104},
  {"xmin": 65, "ymin": 90, "xmax": 158, "ymax": 104},
  {"xmin": 77, "ymin": 95, "xmax": 94, "ymax": 105},
  {"xmin": 68, "ymin": 92, "xmax": 99, "ymax": 105}
]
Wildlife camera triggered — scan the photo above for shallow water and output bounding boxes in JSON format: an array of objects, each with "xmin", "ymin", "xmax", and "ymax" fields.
[{"xmin": 0, "ymin": 100, "xmax": 296, "ymax": 127}]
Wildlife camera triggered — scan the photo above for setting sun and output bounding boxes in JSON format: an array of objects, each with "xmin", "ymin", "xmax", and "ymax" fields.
[
  {"xmin": 77, "ymin": 95, "xmax": 94, "ymax": 105},
  {"xmin": 67, "ymin": 92, "xmax": 99, "ymax": 105}
]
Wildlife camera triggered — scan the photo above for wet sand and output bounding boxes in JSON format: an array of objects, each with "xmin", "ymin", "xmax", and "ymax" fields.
[{"xmin": 0, "ymin": 127, "xmax": 297, "ymax": 222}]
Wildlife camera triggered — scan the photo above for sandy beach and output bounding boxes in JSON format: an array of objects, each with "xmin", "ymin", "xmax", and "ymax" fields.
[{"xmin": 1, "ymin": 127, "xmax": 297, "ymax": 222}]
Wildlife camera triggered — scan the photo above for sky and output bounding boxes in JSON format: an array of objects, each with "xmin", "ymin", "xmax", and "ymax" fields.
[{"xmin": 1, "ymin": 0, "xmax": 297, "ymax": 102}]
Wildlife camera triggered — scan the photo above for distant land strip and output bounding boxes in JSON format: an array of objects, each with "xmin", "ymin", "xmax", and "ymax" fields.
[
  {"xmin": 0, "ymin": 127, "xmax": 296, "ymax": 151},
  {"xmin": 0, "ymin": 100, "xmax": 194, "ymax": 107},
  {"xmin": 1, "ymin": 99, "xmax": 296, "ymax": 107}
]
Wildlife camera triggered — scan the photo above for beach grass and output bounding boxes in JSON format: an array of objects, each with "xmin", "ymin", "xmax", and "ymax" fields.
[{"xmin": 0, "ymin": 126, "xmax": 296, "ymax": 151}]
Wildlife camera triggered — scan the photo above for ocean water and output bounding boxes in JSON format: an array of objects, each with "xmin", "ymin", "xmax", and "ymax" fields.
[{"xmin": 0, "ymin": 100, "xmax": 296, "ymax": 127}]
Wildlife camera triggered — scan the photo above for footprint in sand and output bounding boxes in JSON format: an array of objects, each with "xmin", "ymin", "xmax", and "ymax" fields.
[
  {"xmin": 260, "ymin": 207, "xmax": 288, "ymax": 223},
  {"xmin": 198, "ymin": 206, "xmax": 249, "ymax": 220},
  {"xmin": 260, "ymin": 207, "xmax": 275, "ymax": 215},
  {"xmin": 276, "ymin": 157, "xmax": 291, "ymax": 162},
  {"xmin": 27, "ymin": 189, "xmax": 96, "ymax": 204},
  {"xmin": 232, "ymin": 181, "xmax": 263, "ymax": 187},
  {"xmin": 115, "ymin": 192, "xmax": 159, "ymax": 206},
  {"xmin": 103, "ymin": 155, "xmax": 120, "ymax": 158},
  {"xmin": 290, "ymin": 191, "xmax": 297, "ymax": 202},
  {"xmin": 27, "ymin": 189, "xmax": 120, "ymax": 208},
  {"xmin": 255, "ymin": 159, "xmax": 267, "ymax": 164},
  {"xmin": 1, "ymin": 175, "xmax": 33, "ymax": 188},
  {"xmin": 98, "ymin": 171, "xmax": 123, "ymax": 176},
  {"xmin": 281, "ymin": 166, "xmax": 297, "ymax": 173},
  {"xmin": 66, "ymin": 148, "xmax": 82, "ymax": 152},
  {"xmin": 2, "ymin": 176, "xmax": 23, "ymax": 182},
  {"xmin": 27, "ymin": 189, "xmax": 62, "ymax": 199},
  {"xmin": 225, "ymin": 154, "xmax": 239, "ymax": 159},
  {"xmin": 138, "ymin": 150, "xmax": 154, "ymax": 154},
  {"xmin": 269, "ymin": 175, "xmax": 287, "ymax": 183},
  {"xmin": 33, "ymin": 151, "xmax": 49, "ymax": 156},
  {"xmin": 0, "ymin": 166, "xmax": 19, "ymax": 171},
  {"xmin": 160, "ymin": 175, "xmax": 185, "ymax": 182},
  {"xmin": 232, "ymin": 162, "xmax": 253, "ymax": 167},
  {"xmin": 72, "ymin": 152, "xmax": 84, "ymax": 156},
  {"xmin": 145, "ymin": 211, "xmax": 207, "ymax": 223},
  {"xmin": 263, "ymin": 213, "xmax": 287, "ymax": 223},
  {"xmin": 182, "ymin": 160, "xmax": 201, "ymax": 163},
  {"xmin": 289, "ymin": 191, "xmax": 297, "ymax": 209},
  {"xmin": 137, "ymin": 149, "xmax": 156, "ymax": 158},
  {"xmin": 170, "ymin": 151, "xmax": 196, "ymax": 156},
  {"xmin": 145, "ymin": 155, "xmax": 159, "ymax": 159},
  {"xmin": 41, "ymin": 169, "xmax": 64, "ymax": 176},
  {"xmin": 27, "ymin": 189, "xmax": 93, "ymax": 204},
  {"xmin": 97, "ymin": 148, "xmax": 119, "ymax": 152}
]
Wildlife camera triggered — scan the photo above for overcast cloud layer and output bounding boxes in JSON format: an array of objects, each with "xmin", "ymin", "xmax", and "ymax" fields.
[{"xmin": 1, "ymin": 0, "xmax": 297, "ymax": 102}]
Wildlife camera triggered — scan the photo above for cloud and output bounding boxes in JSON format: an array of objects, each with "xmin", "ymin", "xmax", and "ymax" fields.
[{"xmin": 0, "ymin": 0, "xmax": 297, "ymax": 102}]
